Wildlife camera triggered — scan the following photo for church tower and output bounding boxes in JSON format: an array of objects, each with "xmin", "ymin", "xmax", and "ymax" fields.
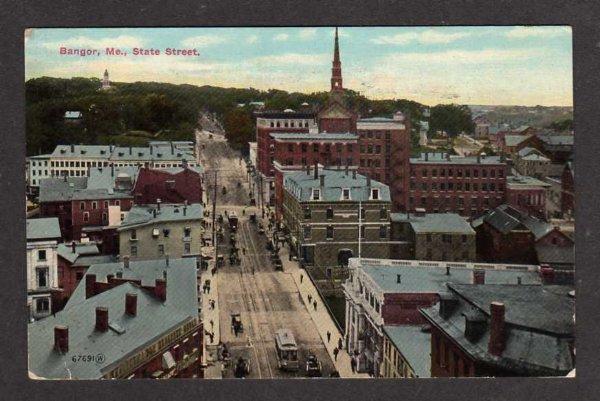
[
  {"xmin": 101, "ymin": 69, "xmax": 110, "ymax": 90},
  {"xmin": 330, "ymin": 27, "xmax": 343, "ymax": 92}
]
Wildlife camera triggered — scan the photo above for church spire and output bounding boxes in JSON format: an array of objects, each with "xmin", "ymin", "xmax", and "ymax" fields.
[{"xmin": 331, "ymin": 27, "xmax": 343, "ymax": 92}]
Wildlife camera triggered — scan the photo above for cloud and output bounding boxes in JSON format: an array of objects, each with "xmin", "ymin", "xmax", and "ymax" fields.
[
  {"xmin": 384, "ymin": 48, "xmax": 541, "ymax": 64},
  {"xmin": 505, "ymin": 26, "xmax": 571, "ymax": 39},
  {"xmin": 41, "ymin": 35, "xmax": 144, "ymax": 50},
  {"xmin": 246, "ymin": 35, "xmax": 258, "ymax": 44},
  {"xmin": 372, "ymin": 29, "xmax": 471, "ymax": 45},
  {"xmin": 181, "ymin": 35, "xmax": 227, "ymax": 47},
  {"xmin": 299, "ymin": 28, "xmax": 317, "ymax": 39},
  {"xmin": 247, "ymin": 53, "xmax": 329, "ymax": 66},
  {"xmin": 273, "ymin": 33, "xmax": 289, "ymax": 41}
]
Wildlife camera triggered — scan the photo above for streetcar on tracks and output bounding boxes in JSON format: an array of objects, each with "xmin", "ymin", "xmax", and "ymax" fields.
[
  {"xmin": 228, "ymin": 212, "xmax": 239, "ymax": 232},
  {"xmin": 274, "ymin": 329, "xmax": 299, "ymax": 371}
]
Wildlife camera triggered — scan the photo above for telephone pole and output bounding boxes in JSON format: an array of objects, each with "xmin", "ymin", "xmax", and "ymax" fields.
[{"xmin": 212, "ymin": 169, "xmax": 218, "ymax": 269}]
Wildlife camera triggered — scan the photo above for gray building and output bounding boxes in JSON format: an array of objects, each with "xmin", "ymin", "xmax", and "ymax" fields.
[
  {"xmin": 390, "ymin": 211, "xmax": 476, "ymax": 262},
  {"xmin": 282, "ymin": 167, "xmax": 392, "ymax": 279},
  {"xmin": 118, "ymin": 203, "xmax": 203, "ymax": 261}
]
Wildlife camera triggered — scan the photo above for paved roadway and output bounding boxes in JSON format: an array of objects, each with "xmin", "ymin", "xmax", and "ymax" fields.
[{"xmin": 196, "ymin": 130, "xmax": 336, "ymax": 379}]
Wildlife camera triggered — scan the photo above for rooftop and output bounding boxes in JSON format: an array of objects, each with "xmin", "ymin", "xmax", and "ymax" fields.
[
  {"xmin": 284, "ymin": 168, "xmax": 390, "ymax": 203},
  {"xmin": 504, "ymin": 135, "xmax": 532, "ymax": 147},
  {"xmin": 410, "ymin": 152, "xmax": 505, "ymax": 165},
  {"xmin": 383, "ymin": 325, "xmax": 431, "ymax": 378},
  {"xmin": 49, "ymin": 144, "xmax": 194, "ymax": 162},
  {"xmin": 270, "ymin": 132, "xmax": 358, "ymax": 141},
  {"xmin": 28, "ymin": 257, "xmax": 198, "ymax": 379},
  {"xmin": 26, "ymin": 218, "xmax": 61, "ymax": 241},
  {"xmin": 118, "ymin": 203, "xmax": 203, "ymax": 230},
  {"xmin": 507, "ymin": 175, "xmax": 552, "ymax": 188},
  {"xmin": 39, "ymin": 174, "xmax": 133, "ymax": 203},
  {"xmin": 255, "ymin": 110, "xmax": 315, "ymax": 119},
  {"xmin": 478, "ymin": 204, "xmax": 553, "ymax": 240},
  {"xmin": 390, "ymin": 212, "xmax": 474, "ymax": 235},
  {"xmin": 57, "ymin": 242, "xmax": 101, "ymax": 264},
  {"xmin": 359, "ymin": 263, "xmax": 540, "ymax": 294},
  {"xmin": 538, "ymin": 134, "xmax": 574, "ymax": 146}
]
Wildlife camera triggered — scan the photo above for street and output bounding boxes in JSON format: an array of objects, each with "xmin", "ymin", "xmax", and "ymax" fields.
[{"xmin": 196, "ymin": 130, "xmax": 337, "ymax": 379}]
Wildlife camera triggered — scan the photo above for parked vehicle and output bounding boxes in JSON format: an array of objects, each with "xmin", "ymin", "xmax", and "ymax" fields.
[
  {"xmin": 231, "ymin": 312, "xmax": 244, "ymax": 334},
  {"xmin": 305, "ymin": 352, "xmax": 322, "ymax": 377}
]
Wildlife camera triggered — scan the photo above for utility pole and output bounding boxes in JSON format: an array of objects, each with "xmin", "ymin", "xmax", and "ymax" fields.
[
  {"xmin": 212, "ymin": 169, "xmax": 218, "ymax": 270},
  {"xmin": 358, "ymin": 200, "xmax": 362, "ymax": 259}
]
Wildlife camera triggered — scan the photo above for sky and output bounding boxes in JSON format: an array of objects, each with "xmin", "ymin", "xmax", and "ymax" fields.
[{"xmin": 25, "ymin": 26, "xmax": 573, "ymax": 107}]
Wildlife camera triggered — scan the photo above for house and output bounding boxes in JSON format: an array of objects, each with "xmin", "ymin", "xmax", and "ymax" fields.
[
  {"xmin": 132, "ymin": 161, "xmax": 203, "ymax": 205},
  {"xmin": 420, "ymin": 283, "xmax": 575, "ymax": 377},
  {"xmin": 343, "ymin": 257, "xmax": 541, "ymax": 376},
  {"xmin": 118, "ymin": 203, "xmax": 203, "ymax": 261},
  {"xmin": 390, "ymin": 211, "xmax": 476, "ymax": 261},
  {"xmin": 27, "ymin": 218, "xmax": 62, "ymax": 320},
  {"xmin": 513, "ymin": 147, "xmax": 551, "ymax": 179},
  {"xmin": 28, "ymin": 257, "xmax": 203, "ymax": 379},
  {"xmin": 506, "ymin": 175, "xmax": 551, "ymax": 219}
]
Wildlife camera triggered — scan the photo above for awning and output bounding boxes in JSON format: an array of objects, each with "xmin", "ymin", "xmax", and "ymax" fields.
[{"xmin": 162, "ymin": 351, "xmax": 176, "ymax": 370}]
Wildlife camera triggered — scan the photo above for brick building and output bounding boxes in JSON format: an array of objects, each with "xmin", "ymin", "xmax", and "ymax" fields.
[
  {"xmin": 420, "ymin": 283, "xmax": 575, "ymax": 377},
  {"xmin": 282, "ymin": 167, "xmax": 392, "ymax": 277},
  {"xmin": 506, "ymin": 175, "xmax": 551, "ymax": 219},
  {"xmin": 39, "ymin": 166, "xmax": 136, "ymax": 240},
  {"xmin": 408, "ymin": 153, "xmax": 508, "ymax": 218},
  {"xmin": 381, "ymin": 325, "xmax": 431, "ymax": 378},
  {"xmin": 132, "ymin": 162, "xmax": 203, "ymax": 205},
  {"xmin": 28, "ymin": 258, "xmax": 203, "ymax": 379},
  {"xmin": 390, "ymin": 211, "xmax": 476, "ymax": 261},
  {"xmin": 343, "ymin": 258, "xmax": 541, "ymax": 376}
]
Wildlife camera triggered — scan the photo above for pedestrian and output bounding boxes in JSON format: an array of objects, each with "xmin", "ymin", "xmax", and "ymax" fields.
[
  {"xmin": 350, "ymin": 356, "xmax": 357, "ymax": 373},
  {"xmin": 338, "ymin": 338, "xmax": 343, "ymax": 350},
  {"xmin": 206, "ymin": 285, "xmax": 211, "ymax": 294},
  {"xmin": 210, "ymin": 299, "xmax": 216, "ymax": 309},
  {"xmin": 242, "ymin": 247, "xmax": 246, "ymax": 255},
  {"xmin": 308, "ymin": 294, "xmax": 312, "ymax": 304},
  {"xmin": 209, "ymin": 332, "xmax": 215, "ymax": 343},
  {"xmin": 300, "ymin": 274, "xmax": 303, "ymax": 283},
  {"xmin": 327, "ymin": 331, "xmax": 331, "ymax": 343},
  {"xmin": 313, "ymin": 300, "xmax": 317, "ymax": 311},
  {"xmin": 202, "ymin": 284, "xmax": 207, "ymax": 294},
  {"xmin": 333, "ymin": 347, "xmax": 339, "ymax": 361}
]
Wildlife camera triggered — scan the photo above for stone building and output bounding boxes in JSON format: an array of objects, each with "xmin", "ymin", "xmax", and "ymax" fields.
[
  {"xmin": 513, "ymin": 147, "xmax": 551, "ymax": 179},
  {"xmin": 390, "ymin": 211, "xmax": 476, "ymax": 261},
  {"xmin": 118, "ymin": 203, "xmax": 203, "ymax": 261},
  {"xmin": 282, "ymin": 167, "xmax": 391, "ymax": 277}
]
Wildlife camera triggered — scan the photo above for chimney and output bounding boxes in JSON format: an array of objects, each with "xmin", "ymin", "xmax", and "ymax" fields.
[
  {"xmin": 71, "ymin": 241, "xmax": 76, "ymax": 253},
  {"xmin": 154, "ymin": 278, "xmax": 167, "ymax": 302},
  {"xmin": 477, "ymin": 154, "xmax": 481, "ymax": 164},
  {"xmin": 352, "ymin": 170, "xmax": 357, "ymax": 179},
  {"xmin": 125, "ymin": 293, "xmax": 137, "ymax": 316},
  {"xmin": 366, "ymin": 176, "xmax": 371, "ymax": 188},
  {"xmin": 153, "ymin": 209, "xmax": 157, "ymax": 218},
  {"xmin": 473, "ymin": 269, "xmax": 485, "ymax": 285},
  {"xmin": 517, "ymin": 276, "xmax": 522, "ymax": 285},
  {"xmin": 488, "ymin": 302, "xmax": 506, "ymax": 356},
  {"xmin": 106, "ymin": 274, "xmax": 114, "ymax": 282},
  {"xmin": 345, "ymin": 164, "xmax": 349, "ymax": 176},
  {"xmin": 319, "ymin": 174, "xmax": 325, "ymax": 187},
  {"xmin": 150, "ymin": 146, "xmax": 154, "ymax": 155},
  {"xmin": 396, "ymin": 274, "xmax": 401, "ymax": 284},
  {"xmin": 182, "ymin": 158, "xmax": 188, "ymax": 169},
  {"xmin": 123, "ymin": 255, "xmax": 130, "ymax": 269},
  {"xmin": 85, "ymin": 274, "xmax": 97, "ymax": 299},
  {"xmin": 129, "ymin": 146, "xmax": 132, "ymax": 155},
  {"xmin": 116, "ymin": 271, "xmax": 123, "ymax": 279},
  {"xmin": 70, "ymin": 144, "xmax": 75, "ymax": 153},
  {"xmin": 111, "ymin": 164, "xmax": 114, "ymax": 177},
  {"xmin": 540, "ymin": 265, "xmax": 555, "ymax": 284},
  {"xmin": 438, "ymin": 293, "xmax": 458, "ymax": 319},
  {"xmin": 446, "ymin": 265, "xmax": 450, "ymax": 275},
  {"xmin": 54, "ymin": 325, "xmax": 69, "ymax": 353},
  {"xmin": 183, "ymin": 205, "xmax": 187, "ymax": 216},
  {"xmin": 314, "ymin": 162, "xmax": 319, "ymax": 180},
  {"xmin": 425, "ymin": 152, "xmax": 429, "ymax": 161},
  {"xmin": 306, "ymin": 164, "xmax": 311, "ymax": 176},
  {"xmin": 95, "ymin": 307, "xmax": 109, "ymax": 332},
  {"xmin": 165, "ymin": 254, "xmax": 170, "ymax": 267},
  {"xmin": 156, "ymin": 199, "xmax": 161, "ymax": 211}
]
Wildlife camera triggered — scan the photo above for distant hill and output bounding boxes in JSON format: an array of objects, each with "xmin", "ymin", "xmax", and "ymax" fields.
[{"xmin": 468, "ymin": 105, "xmax": 573, "ymax": 128}]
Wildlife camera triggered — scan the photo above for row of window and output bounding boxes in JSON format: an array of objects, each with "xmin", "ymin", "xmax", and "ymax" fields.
[
  {"xmin": 30, "ymin": 160, "xmax": 49, "ymax": 167},
  {"xmin": 358, "ymin": 130, "xmax": 392, "ymax": 140},
  {"xmin": 129, "ymin": 243, "xmax": 191, "ymax": 257},
  {"xmin": 411, "ymin": 167, "xmax": 505, "ymax": 178},
  {"xmin": 303, "ymin": 206, "xmax": 388, "ymax": 220},
  {"xmin": 49, "ymin": 160, "xmax": 193, "ymax": 169},
  {"xmin": 424, "ymin": 248, "xmax": 470, "ymax": 261},
  {"xmin": 303, "ymin": 225, "xmax": 388, "ymax": 240},
  {"xmin": 30, "ymin": 170, "xmax": 49, "ymax": 176},
  {"xmin": 410, "ymin": 196, "xmax": 502, "ymax": 207},
  {"xmin": 284, "ymin": 143, "xmax": 355, "ymax": 154},
  {"xmin": 310, "ymin": 188, "xmax": 381, "ymax": 201},
  {"xmin": 269, "ymin": 120, "xmax": 311, "ymax": 128},
  {"xmin": 357, "ymin": 278, "xmax": 381, "ymax": 313},
  {"xmin": 410, "ymin": 182, "xmax": 504, "ymax": 192},
  {"xmin": 426, "ymin": 234, "xmax": 469, "ymax": 243},
  {"xmin": 129, "ymin": 227, "xmax": 192, "ymax": 240},
  {"xmin": 80, "ymin": 199, "xmax": 121, "ymax": 211},
  {"xmin": 284, "ymin": 157, "xmax": 354, "ymax": 167}
]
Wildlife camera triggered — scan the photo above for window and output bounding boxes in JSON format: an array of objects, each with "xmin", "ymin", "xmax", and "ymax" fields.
[
  {"xmin": 303, "ymin": 226, "xmax": 311, "ymax": 239},
  {"xmin": 303, "ymin": 208, "xmax": 311, "ymax": 219},
  {"xmin": 184, "ymin": 227, "xmax": 191, "ymax": 237},
  {"xmin": 498, "ymin": 169, "xmax": 504, "ymax": 178},
  {"xmin": 482, "ymin": 169, "xmax": 488, "ymax": 178},
  {"xmin": 422, "ymin": 169, "xmax": 428, "ymax": 177},
  {"xmin": 92, "ymin": 201, "xmax": 98, "ymax": 210},
  {"xmin": 80, "ymin": 201, "xmax": 85, "ymax": 210},
  {"xmin": 347, "ymin": 144, "xmax": 353, "ymax": 152},
  {"xmin": 326, "ymin": 207, "xmax": 334, "ymax": 219},
  {"xmin": 336, "ymin": 143, "xmax": 342, "ymax": 152},
  {"xmin": 325, "ymin": 144, "xmax": 331, "ymax": 153},
  {"xmin": 102, "ymin": 212, "xmax": 108, "ymax": 223},
  {"xmin": 426, "ymin": 234, "xmax": 432, "ymax": 243},
  {"xmin": 287, "ymin": 144, "xmax": 294, "ymax": 152},
  {"xmin": 380, "ymin": 208, "xmax": 388, "ymax": 219},
  {"xmin": 158, "ymin": 244, "xmax": 165, "ymax": 256},
  {"xmin": 130, "ymin": 229, "xmax": 137, "ymax": 240},
  {"xmin": 360, "ymin": 225, "xmax": 366, "ymax": 239},
  {"xmin": 474, "ymin": 169, "xmax": 479, "ymax": 178},
  {"xmin": 379, "ymin": 226, "xmax": 387, "ymax": 239},
  {"xmin": 36, "ymin": 268, "xmax": 48, "ymax": 288},
  {"xmin": 36, "ymin": 298, "xmax": 50, "ymax": 313},
  {"xmin": 371, "ymin": 188, "xmax": 380, "ymax": 200},
  {"xmin": 360, "ymin": 208, "xmax": 366, "ymax": 219},
  {"xmin": 461, "ymin": 235, "xmax": 467, "ymax": 243},
  {"xmin": 38, "ymin": 250, "xmax": 47, "ymax": 261},
  {"xmin": 83, "ymin": 212, "xmax": 89, "ymax": 222},
  {"xmin": 130, "ymin": 245, "xmax": 138, "ymax": 257},
  {"xmin": 326, "ymin": 226, "xmax": 334, "ymax": 239},
  {"xmin": 115, "ymin": 200, "xmax": 121, "ymax": 207},
  {"xmin": 163, "ymin": 229, "xmax": 170, "ymax": 238},
  {"xmin": 184, "ymin": 243, "xmax": 191, "ymax": 254},
  {"xmin": 442, "ymin": 234, "xmax": 452, "ymax": 243},
  {"xmin": 103, "ymin": 200, "xmax": 109, "ymax": 209},
  {"xmin": 342, "ymin": 188, "xmax": 351, "ymax": 200}
]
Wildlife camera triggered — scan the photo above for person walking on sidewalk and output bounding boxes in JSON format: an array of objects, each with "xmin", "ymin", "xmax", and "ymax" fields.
[
  {"xmin": 300, "ymin": 274, "xmax": 303, "ymax": 283},
  {"xmin": 327, "ymin": 331, "xmax": 331, "ymax": 343},
  {"xmin": 333, "ymin": 347, "xmax": 339, "ymax": 361},
  {"xmin": 308, "ymin": 294, "xmax": 312, "ymax": 304},
  {"xmin": 313, "ymin": 300, "xmax": 317, "ymax": 311},
  {"xmin": 338, "ymin": 338, "xmax": 343, "ymax": 350},
  {"xmin": 350, "ymin": 356, "xmax": 357, "ymax": 373},
  {"xmin": 210, "ymin": 299, "xmax": 216, "ymax": 309}
]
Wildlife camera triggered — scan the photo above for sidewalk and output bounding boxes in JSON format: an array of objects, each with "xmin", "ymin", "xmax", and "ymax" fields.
[
  {"xmin": 279, "ymin": 245, "xmax": 369, "ymax": 379},
  {"xmin": 199, "ymin": 256, "xmax": 222, "ymax": 379}
]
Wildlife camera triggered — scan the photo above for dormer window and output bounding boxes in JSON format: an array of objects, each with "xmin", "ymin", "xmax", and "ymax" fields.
[
  {"xmin": 371, "ymin": 188, "xmax": 380, "ymax": 200},
  {"xmin": 312, "ymin": 188, "xmax": 321, "ymax": 201},
  {"xmin": 342, "ymin": 188, "xmax": 351, "ymax": 200}
]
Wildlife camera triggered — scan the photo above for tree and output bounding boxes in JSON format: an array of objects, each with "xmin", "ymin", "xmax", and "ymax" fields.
[
  {"xmin": 223, "ymin": 108, "xmax": 254, "ymax": 153},
  {"xmin": 429, "ymin": 104, "xmax": 474, "ymax": 137}
]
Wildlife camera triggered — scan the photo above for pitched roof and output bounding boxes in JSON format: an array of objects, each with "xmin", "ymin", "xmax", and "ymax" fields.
[
  {"xmin": 383, "ymin": 325, "xmax": 431, "ymax": 378},
  {"xmin": 535, "ymin": 244, "xmax": 574, "ymax": 266},
  {"xmin": 390, "ymin": 213, "xmax": 474, "ymax": 235},
  {"xmin": 420, "ymin": 284, "xmax": 575, "ymax": 376},
  {"xmin": 283, "ymin": 168, "xmax": 390, "ymax": 203},
  {"xmin": 57, "ymin": 243, "xmax": 100, "ymax": 264},
  {"xmin": 26, "ymin": 218, "xmax": 61, "ymax": 241},
  {"xmin": 504, "ymin": 135, "xmax": 532, "ymax": 147},
  {"xmin": 118, "ymin": 203, "xmax": 203, "ymax": 230},
  {"xmin": 51, "ymin": 145, "xmax": 111, "ymax": 159},
  {"xmin": 480, "ymin": 204, "xmax": 553, "ymax": 240}
]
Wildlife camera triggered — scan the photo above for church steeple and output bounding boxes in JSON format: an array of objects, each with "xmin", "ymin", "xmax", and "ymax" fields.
[{"xmin": 331, "ymin": 27, "xmax": 343, "ymax": 92}]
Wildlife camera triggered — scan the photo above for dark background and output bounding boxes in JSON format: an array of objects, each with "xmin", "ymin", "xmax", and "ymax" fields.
[{"xmin": 2, "ymin": 0, "xmax": 599, "ymax": 400}]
